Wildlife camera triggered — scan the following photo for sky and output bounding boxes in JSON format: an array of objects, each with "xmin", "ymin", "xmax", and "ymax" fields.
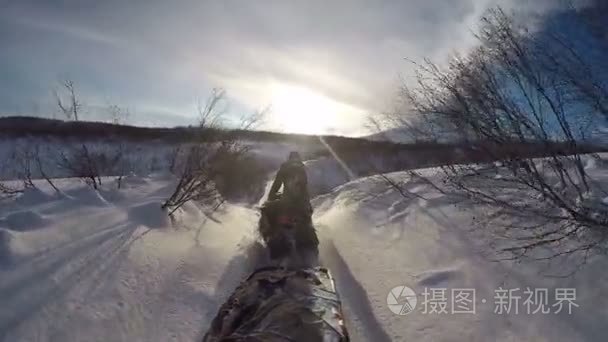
[{"xmin": 0, "ymin": 0, "xmax": 563, "ymax": 136}]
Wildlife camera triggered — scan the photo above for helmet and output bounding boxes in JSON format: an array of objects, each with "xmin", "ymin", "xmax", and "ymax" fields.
[{"xmin": 288, "ymin": 151, "xmax": 301, "ymax": 161}]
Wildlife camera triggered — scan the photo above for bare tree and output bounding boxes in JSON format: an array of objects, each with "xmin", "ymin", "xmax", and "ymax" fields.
[
  {"xmin": 197, "ymin": 88, "xmax": 229, "ymax": 128},
  {"xmin": 0, "ymin": 154, "xmax": 23, "ymax": 197},
  {"xmin": 390, "ymin": 7, "xmax": 608, "ymax": 266},
  {"xmin": 107, "ymin": 103, "xmax": 130, "ymax": 125},
  {"xmin": 162, "ymin": 144, "xmax": 224, "ymax": 215},
  {"xmin": 52, "ymin": 80, "xmax": 109, "ymax": 189},
  {"xmin": 54, "ymin": 79, "xmax": 82, "ymax": 121},
  {"xmin": 32, "ymin": 145, "xmax": 61, "ymax": 194},
  {"xmin": 162, "ymin": 89, "xmax": 264, "ymax": 215},
  {"xmin": 114, "ymin": 143, "xmax": 127, "ymax": 189},
  {"xmin": 0, "ymin": 181, "xmax": 21, "ymax": 197},
  {"xmin": 56, "ymin": 144, "xmax": 102, "ymax": 189},
  {"xmin": 14, "ymin": 143, "xmax": 36, "ymax": 190},
  {"xmin": 105, "ymin": 103, "xmax": 131, "ymax": 187},
  {"xmin": 167, "ymin": 145, "xmax": 182, "ymax": 175}
]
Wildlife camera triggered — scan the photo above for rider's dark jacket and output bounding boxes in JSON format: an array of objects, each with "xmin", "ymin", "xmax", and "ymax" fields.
[{"xmin": 269, "ymin": 160, "xmax": 310, "ymax": 204}]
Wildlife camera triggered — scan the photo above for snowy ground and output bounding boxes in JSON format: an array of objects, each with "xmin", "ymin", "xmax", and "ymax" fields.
[
  {"xmin": 2, "ymin": 153, "xmax": 608, "ymax": 341},
  {"xmin": 314, "ymin": 170, "xmax": 608, "ymax": 341}
]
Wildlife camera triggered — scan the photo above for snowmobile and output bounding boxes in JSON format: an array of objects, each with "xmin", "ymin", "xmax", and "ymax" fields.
[
  {"xmin": 203, "ymin": 266, "xmax": 350, "ymax": 341},
  {"xmin": 258, "ymin": 192, "xmax": 319, "ymax": 268}
]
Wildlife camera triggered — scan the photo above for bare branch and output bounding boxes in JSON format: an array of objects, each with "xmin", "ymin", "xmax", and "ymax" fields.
[
  {"xmin": 389, "ymin": 6, "xmax": 608, "ymax": 268},
  {"xmin": 54, "ymin": 79, "xmax": 82, "ymax": 121}
]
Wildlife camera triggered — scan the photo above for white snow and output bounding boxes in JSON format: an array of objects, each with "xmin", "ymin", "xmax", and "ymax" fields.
[
  {"xmin": 0, "ymin": 176, "xmax": 261, "ymax": 341},
  {"xmin": 1, "ymin": 148, "xmax": 608, "ymax": 341},
  {"xmin": 313, "ymin": 166, "xmax": 608, "ymax": 341},
  {"xmin": 3, "ymin": 210, "xmax": 48, "ymax": 231}
]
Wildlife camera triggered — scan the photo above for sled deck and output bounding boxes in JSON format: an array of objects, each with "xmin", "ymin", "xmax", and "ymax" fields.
[{"xmin": 203, "ymin": 266, "xmax": 349, "ymax": 342}]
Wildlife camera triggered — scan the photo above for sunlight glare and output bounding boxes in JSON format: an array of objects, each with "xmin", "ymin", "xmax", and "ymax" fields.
[{"xmin": 270, "ymin": 84, "xmax": 340, "ymax": 135}]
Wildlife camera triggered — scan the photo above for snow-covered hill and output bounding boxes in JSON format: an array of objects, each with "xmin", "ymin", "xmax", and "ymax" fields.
[
  {"xmin": 365, "ymin": 127, "xmax": 417, "ymax": 144},
  {"xmin": 1, "ymin": 153, "xmax": 608, "ymax": 341},
  {"xmin": 365, "ymin": 127, "xmax": 461, "ymax": 144}
]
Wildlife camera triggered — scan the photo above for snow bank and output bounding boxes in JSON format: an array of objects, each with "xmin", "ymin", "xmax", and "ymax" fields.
[
  {"xmin": 15, "ymin": 187, "xmax": 55, "ymax": 206},
  {"xmin": 64, "ymin": 187, "xmax": 110, "ymax": 207},
  {"xmin": 127, "ymin": 201, "xmax": 170, "ymax": 229},
  {"xmin": 120, "ymin": 174, "xmax": 150, "ymax": 187},
  {"xmin": 3, "ymin": 211, "xmax": 48, "ymax": 232},
  {"xmin": 0, "ymin": 228, "xmax": 35, "ymax": 266}
]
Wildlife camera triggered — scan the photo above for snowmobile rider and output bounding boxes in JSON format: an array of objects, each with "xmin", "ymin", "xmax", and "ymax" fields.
[
  {"xmin": 262, "ymin": 151, "xmax": 318, "ymax": 260},
  {"xmin": 268, "ymin": 151, "xmax": 311, "ymax": 207}
]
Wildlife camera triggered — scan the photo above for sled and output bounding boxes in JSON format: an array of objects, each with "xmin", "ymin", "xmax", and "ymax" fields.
[{"xmin": 203, "ymin": 266, "xmax": 350, "ymax": 342}]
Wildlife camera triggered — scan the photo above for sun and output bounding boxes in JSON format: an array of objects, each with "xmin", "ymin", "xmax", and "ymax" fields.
[{"xmin": 270, "ymin": 84, "xmax": 340, "ymax": 135}]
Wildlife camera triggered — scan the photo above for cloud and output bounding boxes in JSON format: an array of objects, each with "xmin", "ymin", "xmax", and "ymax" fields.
[
  {"xmin": 0, "ymin": 0, "xmax": 564, "ymax": 135},
  {"xmin": 9, "ymin": 17, "xmax": 126, "ymax": 48}
]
